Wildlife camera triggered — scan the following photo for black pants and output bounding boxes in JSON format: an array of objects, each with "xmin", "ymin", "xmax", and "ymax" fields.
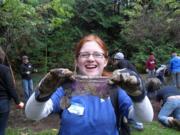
[{"xmin": 0, "ymin": 99, "xmax": 10, "ymax": 135}]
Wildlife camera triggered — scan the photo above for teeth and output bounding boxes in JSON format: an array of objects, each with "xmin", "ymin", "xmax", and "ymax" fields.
[{"xmin": 85, "ymin": 65, "xmax": 97, "ymax": 69}]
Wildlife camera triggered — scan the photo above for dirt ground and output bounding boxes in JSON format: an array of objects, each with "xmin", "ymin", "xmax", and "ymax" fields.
[{"xmin": 8, "ymin": 104, "xmax": 59, "ymax": 132}]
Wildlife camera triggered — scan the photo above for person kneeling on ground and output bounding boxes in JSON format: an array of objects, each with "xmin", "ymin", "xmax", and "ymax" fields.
[{"xmin": 146, "ymin": 78, "xmax": 180, "ymax": 130}]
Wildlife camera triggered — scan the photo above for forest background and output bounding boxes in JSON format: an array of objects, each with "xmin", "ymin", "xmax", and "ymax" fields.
[{"xmin": 0, "ymin": 0, "xmax": 179, "ymax": 74}]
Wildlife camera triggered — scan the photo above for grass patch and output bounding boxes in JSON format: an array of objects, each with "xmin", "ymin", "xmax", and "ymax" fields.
[
  {"xmin": 132, "ymin": 121, "xmax": 179, "ymax": 135},
  {"xmin": 6, "ymin": 128, "xmax": 58, "ymax": 135},
  {"xmin": 6, "ymin": 121, "xmax": 179, "ymax": 135}
]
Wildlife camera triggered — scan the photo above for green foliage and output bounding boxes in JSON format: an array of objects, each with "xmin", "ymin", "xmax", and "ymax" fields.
[
  {"xmin": 0, "ymin": 0, "xmax": 43, "ymax": 71},
  {"xmin": 120, "ymin": 0, "xmax": 179, "ymax": 71},
  {"xmin": 133, "ymin": 121, "xmax": 180, "ymax": 135},
  {"xmin": 24, "ymin": 0, "xmax": 39, "ymax": 6},
  {"xmin": 0, "ymin": 0, "xmax": 179, "ymax": 73},
  {"xmin": 0, "ymin": 0, "xmax": 75, "ymax": 73}
]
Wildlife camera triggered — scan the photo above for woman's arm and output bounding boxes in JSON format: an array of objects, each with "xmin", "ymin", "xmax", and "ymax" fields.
[
  {"xmin": 25, "ymin": 68, "xmax": 73, "ymax": 120},
  {"xmin": 25, "ymin": 93, "xmax": 53, "ymax": 121},
  {"xmin": 128, "ymin": 96, "xmax": 154, "ymax": 122}
]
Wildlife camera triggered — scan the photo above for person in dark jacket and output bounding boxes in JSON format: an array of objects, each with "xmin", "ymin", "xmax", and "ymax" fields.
[
  {"xmin": 113, "ymin": 52, "xmax": 143, "ymax": 131},
  {"xmin": 20, "ymin": 55, "xmax": 37, "ymax": 102},
  {"xmin": 0, "ymin": 47, "xmax": 24, "ymax": 135},
  {"xmin": 113, "ymin": 52, "xmax": 138, "ymax": 73}
]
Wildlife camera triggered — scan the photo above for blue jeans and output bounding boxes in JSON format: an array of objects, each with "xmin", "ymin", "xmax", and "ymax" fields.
[
  {"xmin": 158, "ymin": 98, "xmax": 180, "ymax": 126},
  {"xmin": 148, "ymin": 69, "xmax": 155, "ymax": 78},
  {"xmin": 22, "ymin": 79, "xmax": 33, "ymax": 102},
  {"xmin": 172, "ymin": 72, "xmax": 180, "ymax": 89},
  {"xmin": 0, "ymin": 99, "xmax": 10, "ymax": 135}
]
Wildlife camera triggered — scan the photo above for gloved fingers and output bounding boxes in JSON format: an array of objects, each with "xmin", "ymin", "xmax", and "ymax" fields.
[
  {"xmin": 109, "ymin": 70, "xmax": 129, "ymax": 84},
  {"xmin": 111, "ymin": 69, "xmax": 138, "ymax": 84},
  {"xmin": 38, "ymin": 72, "xmax": 51, "ymax": 87},
  {"xmin": 69, "ymin": 75, "xmax": 76, "ymax": 81},
  {"xmin": 108, "ymin": 79, "xmax": 115, "ymax": 85},
  {"xmin": 127, "ymin": 75, "xmax": 138, "ymax": 84},
  {"xmin": 50, "ymin": 68, "xmax": 73, "ymax": 78},
  {"xmin": 120, "ymin": 72, "xmax": 130, "ymax": 82},
  {"xmin": 38, "ymin": 72, "xmax": 59, "ymax": 92},
  {"xmin": 111, "ymin": 70, "xmax": 121, "ymax": 81}
]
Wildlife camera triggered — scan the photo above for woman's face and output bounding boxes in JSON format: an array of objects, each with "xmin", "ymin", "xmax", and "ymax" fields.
[{"xmin": 76, "ymin": 41, "xmax": 108, "ymax": 76}]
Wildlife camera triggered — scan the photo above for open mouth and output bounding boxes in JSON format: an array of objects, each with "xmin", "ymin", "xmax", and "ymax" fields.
[{"xmin": 85, "ymin": 65, "xmax": 97, "ymax": 69}]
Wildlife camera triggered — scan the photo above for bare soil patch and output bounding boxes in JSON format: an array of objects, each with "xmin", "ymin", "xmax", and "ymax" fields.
[
  {"xmin": 8, "ymin": 105, "xmax": 59, "ymax": 132},
  {"xmin": 7, "ymin": 79, "xmax": 59, "ymax": 132}
]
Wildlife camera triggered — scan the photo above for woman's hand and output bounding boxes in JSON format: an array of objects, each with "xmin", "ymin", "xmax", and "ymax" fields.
[
  {"xmin": 36, "ymin": 68, "xmax": 74, "ymax": 100},
  {"xmin": 110, "ymin": 68, "xmax": 144, "ymax": 98}
]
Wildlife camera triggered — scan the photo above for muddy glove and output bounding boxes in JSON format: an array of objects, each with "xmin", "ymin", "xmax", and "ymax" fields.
[
  {"xmin": 109, "ymin": 68, "xmax": 145, "ymax": 102},
  {"xmin": 35, "ymin": 68, "xmax": 74, "ymax": 102}
]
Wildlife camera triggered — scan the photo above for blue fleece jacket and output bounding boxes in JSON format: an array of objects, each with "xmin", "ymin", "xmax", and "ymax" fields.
[{"xmin": 50, "ymin": 87, "xmax": 132, "ymax": 135}]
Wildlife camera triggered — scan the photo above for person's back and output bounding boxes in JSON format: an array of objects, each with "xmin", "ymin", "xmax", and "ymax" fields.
[
  {"xmin": 0, "ymin": 64, "xmax": 13, "ymax": 99},
  {"xmin": 0, "ymin": 47, "xmax": 24, "ymax": 135},
  {"xmin": 146, "ymin": 54, "xmax": 156, "ymax": 70},
  {"xmin": 156, "ymin": 85, "xmax": 180, "ymax": 104},
  {"xmin": 169, "ymin": 52, "xmax": 180, "ymax": 88},
  {"xmin": 146, "ymin": 54, "xmax": 156, "ymax": 78},
  {"xmin": 170, "ymin": 54, "xmax": 180, "ymax": 73}
]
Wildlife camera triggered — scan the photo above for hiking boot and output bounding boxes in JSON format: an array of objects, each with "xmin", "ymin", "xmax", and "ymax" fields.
[
  {"xmin": 169, "ymin": 119, "xmax": 180, "ymax": 130},
  {"xmin": 172, "ymin": 119, "xmax": 180, "ymax": 130}
]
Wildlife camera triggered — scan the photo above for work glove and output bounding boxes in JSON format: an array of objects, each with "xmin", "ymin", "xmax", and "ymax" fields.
[
  {"xmin": 109, "ymin": 68, "xmax": 145, "ymax": 102},
  {"xmin": 36, "ymin": 68, "xmax": 74, "ymax": 102}
]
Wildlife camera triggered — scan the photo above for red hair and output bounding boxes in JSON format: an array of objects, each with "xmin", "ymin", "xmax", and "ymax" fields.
[{"xmin": 75, "ymin": 34, "xmax": 108, "ymax": 59}]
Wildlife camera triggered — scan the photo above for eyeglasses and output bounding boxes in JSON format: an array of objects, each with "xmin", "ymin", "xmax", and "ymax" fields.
[{"xmin": 79, "ymin": 52, "xmax": 105, "ymax": 59}]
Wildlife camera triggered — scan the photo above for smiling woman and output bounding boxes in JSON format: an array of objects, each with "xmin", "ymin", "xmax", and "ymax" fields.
[
  {"xmin": 25, "ymin": 34, "xmax": 153, "ymax": 135},
  {"xmin": 75, "ymin": 38, "xmax": 108, "ymax": 76}
]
